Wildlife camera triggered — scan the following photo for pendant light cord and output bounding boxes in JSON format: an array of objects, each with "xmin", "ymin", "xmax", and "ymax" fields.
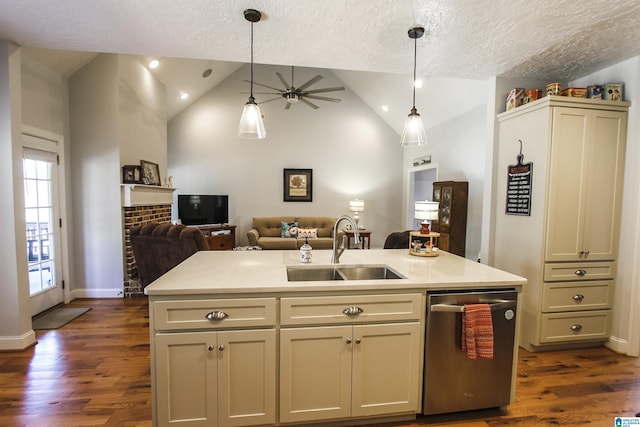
[
  {"xmin": 249, "ymin": 21, "xmax": 255, "ymax": 102},
  {"xmin": 412, "ymin": 34, "xmax": 417, "ymax": 110}
]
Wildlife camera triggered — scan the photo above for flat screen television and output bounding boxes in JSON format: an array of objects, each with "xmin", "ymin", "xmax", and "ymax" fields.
[{"xmin": 178, "ymin": 194, "xmax": 229, "ymax": 225}]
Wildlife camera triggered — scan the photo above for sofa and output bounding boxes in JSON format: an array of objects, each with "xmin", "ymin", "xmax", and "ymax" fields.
[
  {"xmin": 130, "ymin": 222, "xmax": 209, "ymax": 287},
  {"xmin": 247, "ymin": 216, "xmax": 338, "ymax": 250}
]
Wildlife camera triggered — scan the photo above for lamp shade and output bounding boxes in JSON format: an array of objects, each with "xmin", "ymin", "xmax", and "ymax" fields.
[
  {"xmin": 349, "ymin": 198, "xmax": 365, "ymax": 213},
  {"xmin": 237, "ymin": 101, "xmax": 266, "ymax": 139},
  {"xmin": 414, "ymin": 200, "xmax": 439, "ymax": 221},
  {"xmin": 401, "ymin": 108, "xmax": 428, "ymax": 147}
]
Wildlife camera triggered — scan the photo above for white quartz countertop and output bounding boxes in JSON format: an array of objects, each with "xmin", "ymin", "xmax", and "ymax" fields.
[{"xmin": 144, "ymin": 249, "xmax": 526, "ymax": 296}]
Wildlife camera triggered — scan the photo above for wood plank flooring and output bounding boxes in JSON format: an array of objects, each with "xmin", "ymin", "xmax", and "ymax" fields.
[{"xmin": 1, "ymin": 298, "xmax": 638, "ymax": 426}]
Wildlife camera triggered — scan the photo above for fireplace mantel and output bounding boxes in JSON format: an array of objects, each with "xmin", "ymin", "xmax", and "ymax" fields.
[{"xmin": 121, "ymin": 184, "xmax": 176, "ymax": 207}]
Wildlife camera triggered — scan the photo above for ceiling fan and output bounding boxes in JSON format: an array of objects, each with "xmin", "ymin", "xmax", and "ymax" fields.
[{"xmin": 246, "ymin": 66, "xmax": 345, "ymax": 110}]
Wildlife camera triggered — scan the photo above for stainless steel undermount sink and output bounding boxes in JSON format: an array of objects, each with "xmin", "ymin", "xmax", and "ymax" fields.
[{"xmin": 286, "ymin": 265, "xmax": 406, "ymax": 282}]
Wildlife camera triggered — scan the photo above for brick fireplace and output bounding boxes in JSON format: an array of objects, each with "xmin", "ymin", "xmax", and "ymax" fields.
[{"xmin": 121, "ymin": 184, "xmax": 176, "ymax": 297}]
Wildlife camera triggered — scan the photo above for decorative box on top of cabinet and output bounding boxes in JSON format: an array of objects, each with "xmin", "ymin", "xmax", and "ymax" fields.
[
  {"xmin": 493, "ymin": 96, "xmax": 628, "ymax": 351},
  {"xmin": 432, "ymin": 181, "xmax": 468, "ymax": 257}
]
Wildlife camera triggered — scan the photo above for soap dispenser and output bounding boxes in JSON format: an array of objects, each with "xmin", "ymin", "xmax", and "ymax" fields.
[{"xmin": 300, "ymin": 237, "xmax": 312, "ymax": 263}]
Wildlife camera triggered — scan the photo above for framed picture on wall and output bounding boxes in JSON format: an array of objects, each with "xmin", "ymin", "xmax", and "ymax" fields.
[
  {"xmin": 140, "ymin": 160, "xmax": 161, "ymax": 186},
  {"xmin": 284, "ymin": 168, "xmax": 313, "ymax": 202},
  {"xmin": 122, "ymin": 165, "xmax": 141, "ymax": 184}
]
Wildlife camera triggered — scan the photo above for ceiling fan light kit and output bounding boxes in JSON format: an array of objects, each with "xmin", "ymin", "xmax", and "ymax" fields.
[
  {"xmin": 400, "ymin": 25, "xmax": 428, "ymax": 148},
  {"xmin": 238, "ymin": 8, "xmax": 267, "ymax": 139}
]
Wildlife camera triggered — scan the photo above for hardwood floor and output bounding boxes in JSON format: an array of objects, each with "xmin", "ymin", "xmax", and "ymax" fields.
[{"xmin": 1, "ymin": 298, "xmax": 638, "ymax": 426}]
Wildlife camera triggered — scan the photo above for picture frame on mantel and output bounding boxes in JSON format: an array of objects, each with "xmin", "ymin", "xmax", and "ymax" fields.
[
  {"xmin": 284, "ymin": 168, "xmax": 312, "ymax": 202},
  {"xmin": 122, "ymin": 165, "xmax": 141, "ymax": 184},
  {"xmin": 140, "ymin": 160, "xmax": 161, "ymax": 186}
]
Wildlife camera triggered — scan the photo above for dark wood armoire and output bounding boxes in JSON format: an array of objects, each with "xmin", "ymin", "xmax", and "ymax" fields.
[{"xmin": 432, "ymin": 181, "xmax": 468, "ymax": 257}]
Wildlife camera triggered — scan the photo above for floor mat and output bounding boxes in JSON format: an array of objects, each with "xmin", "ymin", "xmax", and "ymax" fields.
[{"xmin": 32, "ymin": 307, "xmax": 91, "ymax": 330}]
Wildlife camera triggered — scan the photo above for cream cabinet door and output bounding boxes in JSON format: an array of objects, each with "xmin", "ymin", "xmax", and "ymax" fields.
[
  {"xmin": 351, "ymin": 322, "xmax": 421, "ymax": 417},
  {"xmin": 217, "ymin": 329, "xmax": 276, "ymax": 427},
  {"xmin": 280, "ymin": 326, "xmax": 352, "ymax": 423},
  {"xmin": 546, "ymin": 107, "xmax": 626, "ymax": 262},
  {"xmin": 155, "ymin": 332, "xmax": 217, "ymax": 427}
]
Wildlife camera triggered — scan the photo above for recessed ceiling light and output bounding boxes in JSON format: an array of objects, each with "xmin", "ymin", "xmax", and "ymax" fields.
[
  {"xmin": 414, "ymin": 79, "xmax": 423, "ymax": 89},
  {"xmin": 202, "ymin": 68, "xmax": 212, "ymax": 78},
  {"xmin": 149, "ymin": 59, "xmax": 160, "ymax": 69},
  {"xmin": 382, "ymin": 105, "xmax": 389, "ymax": 112},
  {"xmin": 179, "ymin": 91, "xmax": 189, "ymax": 100}
]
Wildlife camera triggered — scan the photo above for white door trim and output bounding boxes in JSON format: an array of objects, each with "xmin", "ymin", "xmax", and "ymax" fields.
[{"xmin": 22, "ymin": 125, "xmax": 71, "ymax": 306}]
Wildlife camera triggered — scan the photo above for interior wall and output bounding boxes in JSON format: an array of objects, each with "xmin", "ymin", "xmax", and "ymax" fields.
[
  {"xmin": 168, "ymin": 64, "xmax": 404, "ymax": 249},
  {"xmin": 0, "ymin": 41, "xmax": 35, "ymax": 349},
  {"xmin": 69, "ymin": 53, "xmax": 168, "ymax": 297},
  {"xmin": 571, "ymin": 56, "xmax": 640, "ymax": 355},
  {"xmin": 402, "ymin": 105, "xmax": 487, "ymax": 260}
]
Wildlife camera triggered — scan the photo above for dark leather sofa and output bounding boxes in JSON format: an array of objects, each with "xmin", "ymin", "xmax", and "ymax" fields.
[{"xmin": 130, "ymin": 222, "xmax": 208, "ymax": 288}]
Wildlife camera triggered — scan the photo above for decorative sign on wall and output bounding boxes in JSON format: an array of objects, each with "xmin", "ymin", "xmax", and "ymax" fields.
[{"xmin": 506, "ymin": 140, "xmax": 533, "ymax": 216}]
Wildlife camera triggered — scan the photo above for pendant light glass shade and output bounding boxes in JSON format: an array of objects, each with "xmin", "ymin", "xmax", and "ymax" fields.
[
  {"xmin": 400, "ymin": 26, "xmax": 427, "ymax": 147},
  {"xmin": 238, "ymin": 99, "xmax": 266, "ymax": 139},
  {"xmin": 401, "ymin": 107, "xmax": 427, "ymax": 147},
  {"xmin": 238, "ymin": 9, "xmax": 266, "ymax": 139}
]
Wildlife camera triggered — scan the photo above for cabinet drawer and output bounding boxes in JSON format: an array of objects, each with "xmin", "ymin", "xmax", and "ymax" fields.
[
  {"xmin": 540, "ymin": 310, "xmax": 611, "ymax": 343},
  {"xmin": 544, "ymin": 262, "xmax": 615, "ymax": 282},
  {"xmin": 542, "ymin": 280, "xmax": 613, "ymax": 312},
  {"xmin": 281, "ymin": 294, "xmax": 423, "ymax": 326},
  {"xmin": 154, "ymin": 298, "xmax": 276, "ymax": 330}
]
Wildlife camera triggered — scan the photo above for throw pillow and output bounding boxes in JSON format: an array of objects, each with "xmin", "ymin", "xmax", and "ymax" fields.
[
  {"xmin": 281, "ymin": 221, "xmax": 299, "ymax": 238},
  {"xmin": 298, "ymin": 228, "xmax": 318, "ymax": 238}
]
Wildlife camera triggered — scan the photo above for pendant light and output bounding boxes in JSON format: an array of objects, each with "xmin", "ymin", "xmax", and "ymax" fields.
[
  {"xmin": 238, "ymin": 9, "xmax": 266, "ymax": 139},
  {"xmin": 400, "ymin": 26, "xmax": 427, "ymax": 147}
]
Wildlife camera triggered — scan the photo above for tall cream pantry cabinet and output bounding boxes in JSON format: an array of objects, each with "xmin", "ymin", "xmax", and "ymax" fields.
[{"xmin": 493, "ymin": 96, "xmax": 629, "ymax": 351}]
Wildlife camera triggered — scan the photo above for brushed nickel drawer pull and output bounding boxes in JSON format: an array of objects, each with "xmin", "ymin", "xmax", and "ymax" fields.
[
  {"xmin": 205, "ymin": 311, "xmax": 229, "ymax": 320},
  {"xmin": 343, "ymin": 306, "xmax": 364, "ymax": 315},
  {"xmin": 572, "ymin": 294, "xmax": 585, "ymax": 302},
  {"xmin": 574, "ymin": 269, "xmax": 587, "ymax": 277},
  {"xmin": 570, "ymin": 324, "xmax": 583, "ymax": 331},
  {"xmin": 346, "ymin": 338, "xmax": 352, "ymax": 344}
]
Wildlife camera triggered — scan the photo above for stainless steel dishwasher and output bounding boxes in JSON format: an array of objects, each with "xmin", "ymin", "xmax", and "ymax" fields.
[{"xmin": 423, "ymin": 289, "xmax": 518, "ymax": 415}]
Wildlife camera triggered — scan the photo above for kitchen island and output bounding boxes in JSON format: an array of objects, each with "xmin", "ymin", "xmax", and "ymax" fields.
[{"xmin": 145, "ymin": 249, "xmax": 526, "ymax": 427}]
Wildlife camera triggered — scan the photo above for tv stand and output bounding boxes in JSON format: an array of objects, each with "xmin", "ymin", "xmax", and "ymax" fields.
[{"xmin": 194, "ymin": 224, "xmax": 236, "ymax": 251}]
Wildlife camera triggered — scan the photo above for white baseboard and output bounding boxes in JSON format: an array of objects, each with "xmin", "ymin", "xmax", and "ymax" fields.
[
  {"xmin": 606, "ymin": 335, "xmax": 628, "ymax": 355},
  {"xmin": 71, "ymin": 288, "xmax": 124, "ymax": 299},
  {"xmin": 0, "ymin": 330, "xmax": 36, "ymax": 350}
]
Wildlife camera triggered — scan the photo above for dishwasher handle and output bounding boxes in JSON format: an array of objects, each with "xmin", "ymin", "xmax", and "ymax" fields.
[{"xmin": 430, "ymin": 299, "xmax": 516, "ymax": 313}]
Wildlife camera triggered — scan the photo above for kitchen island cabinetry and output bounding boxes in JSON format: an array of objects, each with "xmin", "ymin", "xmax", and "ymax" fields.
[
  {"xmin": 152, "ymin": 298, "xmax": 277, "ymax": 427},
  {"xmin": 494, "ymin": 96, "xmax": 628, "ymax": 351},
  {"xmin": 146, "ymin": 249, "xmax": 526, "ymax": 426},
  {"xmin": 279, "ymin": 294, "xmax": 422, "ymax": 423}
]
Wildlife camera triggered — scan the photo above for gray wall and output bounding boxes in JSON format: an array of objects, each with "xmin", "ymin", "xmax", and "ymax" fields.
[{"xmin": 168, "ymin": 64, "xmax": 405, "ymax": 250}]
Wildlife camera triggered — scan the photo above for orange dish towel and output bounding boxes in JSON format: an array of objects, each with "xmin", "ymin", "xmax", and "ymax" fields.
[{"xmin": 461, "ymin": 304, "xmax": 494, "ymax": 360}]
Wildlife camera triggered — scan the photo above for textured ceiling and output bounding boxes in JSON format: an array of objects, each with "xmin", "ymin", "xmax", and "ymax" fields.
[{"xmin": 3, "ymin": 0, "xmax": 640, "ymax": 128}]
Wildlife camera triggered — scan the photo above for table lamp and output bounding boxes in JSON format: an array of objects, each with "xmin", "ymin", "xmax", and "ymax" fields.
[
  {"xmin": 415, "ymin": 200, "xmax": 439, "ymax": 234},
  {"xmin": 349, "ymin": 199, "xmax": 365, "ymax": 228}
]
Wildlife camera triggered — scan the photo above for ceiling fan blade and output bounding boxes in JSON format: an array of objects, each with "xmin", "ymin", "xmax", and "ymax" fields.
[
  {"xmin": 241, "ymin": 92, "xmax": 282, "ymax": 95},
  {"xmin": 297, "ymin": 75, "xmax": 324, "ymax": 91},
  {"xmin": 259, "ymin": 96, "xmax": 284, "ymax": 104},
  {"xmin": 305, "ymin": 95, "xmax": 342, "ymax": 103},
  {"xmin": 304, "ymin": 86, "xmax": 346, "ymax": 94},
  {"xmin": 244, "ymin": 80, "xmax": 285, "ymax": 92},
  {"xmin": 275, "ymin": 72, "xmax": 291, "ymax": 89},
  {"xmin": 300, "ymin": 97, "xmax": 320, "ymax": 110}
]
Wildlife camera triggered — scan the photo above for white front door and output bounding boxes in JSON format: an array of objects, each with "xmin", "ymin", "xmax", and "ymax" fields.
[{"xmin": 23, "ymin": 145, "xmax": 64, "ymax": 316}]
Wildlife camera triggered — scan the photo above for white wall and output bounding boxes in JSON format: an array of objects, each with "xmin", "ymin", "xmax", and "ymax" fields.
[
  {"xmin": 571, "ymin": 57, "xmax": 640, "ymax": 355},
  {"xmin": 402, "ymin": 105, "xmax": 487, "ymax": 260},
  {"xmin": 68, "ymin": 54, "xmax": 167, "ymax": 297},
  {"xmin": 168, "ymin": 64, "xmax": 404, "ymax": 249},
  {"xmin": 0, "ymin": 42, "xmax": 35, "ymax": 349}
]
